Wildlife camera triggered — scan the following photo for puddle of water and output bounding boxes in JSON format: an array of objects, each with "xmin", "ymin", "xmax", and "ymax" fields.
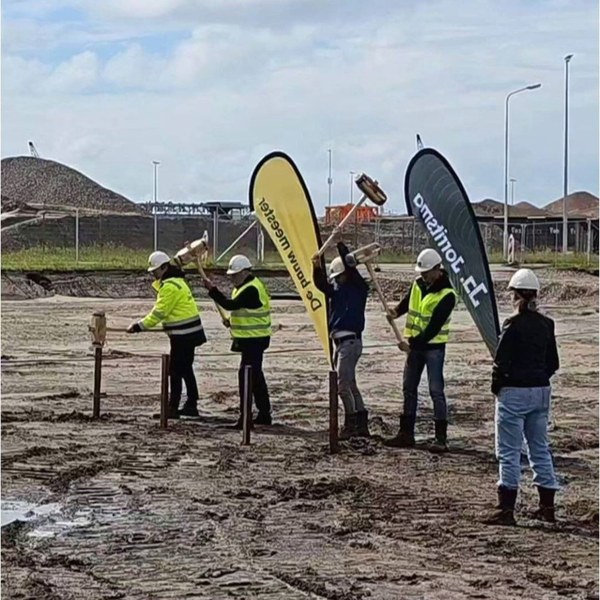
[{"xmin": 1, "ymin": 500, "xmax": 90, "ymax": 537}]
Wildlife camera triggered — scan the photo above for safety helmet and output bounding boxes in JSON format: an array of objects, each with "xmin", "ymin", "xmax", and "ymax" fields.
[
  {"xmin": 147, "ymin": 251, "xmax": 171, "ymax": 272},
  {"xmin": 508, "ymin": 268, "xmax": 540, "ymax": 292},
  {"xmin": 415, "ymin": 248, "xmax": 442, "ymax": 273},
  {"xmin": 227, "ymin": 254, "xmax": 253, "ymax": 275},
  {"xmin": 328, "ymin": 256, "xmax": 346, "ymax": 281}
]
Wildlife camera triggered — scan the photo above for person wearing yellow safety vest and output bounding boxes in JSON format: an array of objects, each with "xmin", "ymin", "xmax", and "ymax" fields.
[
  {"xmin": 128, "ymin": 251, "xmax": 206, "ymax": 419},
  {"xmin": 202, "ymin": 254, "xmax": 272, "ymax": 429},
  {"xmin": 384, "ymin": 248, "xmax": 456, "ymax": 452}
]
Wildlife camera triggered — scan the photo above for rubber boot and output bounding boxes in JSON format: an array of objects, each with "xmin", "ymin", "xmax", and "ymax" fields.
[
  {"xmin": 355, "ymin": 410, "xmax": 371, "ymax": 438},
  {"xmin": 383, "ymin": 414, "xmax": 416, "ymax": 448},
  {"xmin": 483, "ymin": 486, "xmax": 517, "ymax": 526},
  {"xmin": 429, "ymin": 420, "xmax": 449, "ymax": 453},
  {"xmin": 339, "ymin": 413, "xmax": 358, "ymax": 440},
  {"xmin": 532, "ymin": 487, "xmax": 556, "ymax": 523}
]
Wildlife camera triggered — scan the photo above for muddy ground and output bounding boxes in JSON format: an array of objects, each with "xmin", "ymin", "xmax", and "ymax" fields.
[{"xmin": 1, "ymin": 268, "xmax": 598, "ymax": 599}]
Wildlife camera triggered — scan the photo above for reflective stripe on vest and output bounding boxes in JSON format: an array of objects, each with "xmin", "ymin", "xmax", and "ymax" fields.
[
  {"xmin": 141, "ymin": 277, "xmax": 203, "ymax": 336},
  {"xmin": 230, "ymin": 278, "xmax": 272, "ymax": 338},
  {"xmin": 403, "ymin": 281, "xmax": 454, "ymax": 344}
]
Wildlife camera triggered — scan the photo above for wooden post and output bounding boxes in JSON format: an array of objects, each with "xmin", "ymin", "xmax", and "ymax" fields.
[
  {"xmin": 242, "ymin": 365, "xmax": 252, "ymax": 445},
  {"xmin": 160, "ymin": 354, "xmax": 170, "ymax": 429},
  {"xmin": 329, "ymin": 370, "xmax": 339, "ymax": 454},
  {"xmin": 93, "ymin": 345, "xmax": 102, "ymax": 419}
]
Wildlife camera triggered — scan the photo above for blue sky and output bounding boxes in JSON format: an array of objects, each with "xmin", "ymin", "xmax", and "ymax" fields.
[{"xmin": 2, "ymin": 0, "xmax": 598, "ymax": 213}]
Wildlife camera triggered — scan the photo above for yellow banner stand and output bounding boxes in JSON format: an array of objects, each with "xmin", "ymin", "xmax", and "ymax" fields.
[{"xmin": 249, "ymin": 152, "xmax": 331, "ymax": 364}]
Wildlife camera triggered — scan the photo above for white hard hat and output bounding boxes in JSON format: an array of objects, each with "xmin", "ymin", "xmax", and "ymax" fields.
[
  {"xmin": 415, "ymin": 248, "xmax": 442, "ymax": 273},
  {"xmin": 147, "ymin": 251, "xmax": 171, "ymax": 272},
  {"xmin": 227, "ymin": 254, "xmax": 253, "ymax": 275},
  {"xmin": 328, "ymin": 256, "xmax": 345, "ymax": 281},
  {"xmin": 508, "ymin": 268, "xmax": 540, "ymax": 292}
]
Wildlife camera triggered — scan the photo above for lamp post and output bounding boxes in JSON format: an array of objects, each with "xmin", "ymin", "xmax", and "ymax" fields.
[
  {"xmin": 510, "ymin": 178, "xmax": 517, "ymax": 205},
  {"xmin": 503, "ymin": 83, "xmax": 542, "ymax": 258},
  {"xmin": 327, "ymin": 149, "xmax": 333, "ymax": 207},
  {"xmin": 152, "ymin": 160, "xmax": 160, "ymax": 251},
  {"xmin": 562, "ymin": 54, "xmax": 574, "ymax": 253},
  {"xmin": 349, "ymin": 170, "xmax": 356, "ymax": 205}
]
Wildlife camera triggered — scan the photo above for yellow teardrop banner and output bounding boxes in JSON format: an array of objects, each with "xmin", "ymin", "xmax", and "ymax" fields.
[{"xmin": 249, "ymin": 152, "xmax": 331, "ymax": 364}]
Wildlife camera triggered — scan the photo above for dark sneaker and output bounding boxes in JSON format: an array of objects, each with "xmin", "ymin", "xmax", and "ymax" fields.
[
  {"xmin": 253, "ymin": 412, "xmax": 272, "ymax": 426},
  {"xmin": 429, "ymin": 438, "xmax": 449, "ymax": 453},
  {"xmin": 383, "ymin": 431, "xmax": 415, "ymax": 448},
  {"xmin": 179, "ymin": 404, "xmax": 200, "ymax": 418}
]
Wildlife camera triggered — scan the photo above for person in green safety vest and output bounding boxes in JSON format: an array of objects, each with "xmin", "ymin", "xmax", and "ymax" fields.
[
  {"xmin": 384, "ymin": 248, "xmax": 456, "ymax": 452},
  {"xmin": 202, "ymin": 254, "xmax": 272, "ymax": 429},
  {"xmin": 128, "ymin": 251, "xmax": 206, "ymax": 419}
]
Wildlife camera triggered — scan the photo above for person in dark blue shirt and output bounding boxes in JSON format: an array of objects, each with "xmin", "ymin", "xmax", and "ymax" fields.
[{"xmin": 312, "ymin": 240, "xmax": 369, "ymax": 439}]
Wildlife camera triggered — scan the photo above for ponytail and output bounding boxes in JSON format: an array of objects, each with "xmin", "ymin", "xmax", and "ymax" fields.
[{"xmin": 514, "ymin": 289, "xmax": 538, "ymax": 314}]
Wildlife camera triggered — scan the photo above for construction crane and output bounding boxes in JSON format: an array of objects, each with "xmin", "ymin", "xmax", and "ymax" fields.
[{"xmin": 28, "ymin": 141, "xmax": 40, "ymax": 158}]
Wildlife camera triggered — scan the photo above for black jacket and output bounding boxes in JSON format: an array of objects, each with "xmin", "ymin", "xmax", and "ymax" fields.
[
  {"xmin": 209, "ymin": 274, "xmax": 270, "ymax": 353},
  {"xmin": 492, "ymin": 310, "xmax": 559, "ymax": 395},
  {"xmin": 394, "ymin": 272, "xmax": 456, "ymax": 350},
  {"xmin": 313, "ymin": 242, "xmax": 369, "ymax": 335}
]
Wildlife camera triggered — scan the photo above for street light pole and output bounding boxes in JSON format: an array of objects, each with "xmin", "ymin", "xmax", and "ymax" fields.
[
  {"xmin": 562, "ymin": 54, "xmax": 574, "ymax": 253},
  {"xmin": 152, "ymin": 160, "xmax": 160, "ymax": 251},
  {"xmin": 327, "ymin": 149, "xmax": 333, "ymax": 207},
  {"xmin": 349, "ymin": 170, "xmax": 356, "ymax": 205},
  {"xmin": 503, "ymin": 83, "xmax": 542, "ymax": 259}
]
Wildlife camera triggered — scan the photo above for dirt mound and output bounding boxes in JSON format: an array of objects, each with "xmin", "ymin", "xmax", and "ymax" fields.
[
  {"xmin": 1, "ymin": 157, "xmax": 143, "ymax": 215},
  {"xmin": 545, "ymin": 191, "xmax": 599, "ymax": 219}
]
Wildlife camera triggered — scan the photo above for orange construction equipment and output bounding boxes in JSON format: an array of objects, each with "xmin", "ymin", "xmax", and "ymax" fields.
[{"xmin": 325, "ymin": 204, "xmax": 379, "ymax": 226}]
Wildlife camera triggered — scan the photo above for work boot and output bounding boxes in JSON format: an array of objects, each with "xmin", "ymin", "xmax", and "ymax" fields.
[
  {"xmin": 429, "ymin": 420, "xmax": 449, "ymax": 453},
  {"xmin": 383, "ymin": 414, "xmax": 416, "ymax": 448},
  {"xmin": 355, "ymin": 410, "xmax": 371, "ymax": 438},
  {"xmin": 339, "ymin": 413, "xmax": 358, "ymax": 440},
  {"xmin": 179, "ymin": 402, "xmax": 200, "ymax": 418},
  {"xmin": 532, "ymin": 487, "xmax": 557, "ymax": 523},
  {"xmin": 253, "ymin": 412, "xmax": 272, "ymax": 426},
  {"xmin": 483, "ymin": 486, "xmax": 518, "ymax": 526}
]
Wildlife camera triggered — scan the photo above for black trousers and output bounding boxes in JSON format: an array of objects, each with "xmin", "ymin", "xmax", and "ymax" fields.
[
  {"xmin": 238, "ymin": 346, "xmax": 270, "ymax": 415},
  {"xmin": 169, "ymin": 339, "xmax": 199, "ymax": 408}
]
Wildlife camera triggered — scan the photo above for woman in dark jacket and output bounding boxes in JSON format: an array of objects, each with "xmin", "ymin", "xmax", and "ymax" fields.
[{"xmin": 485, "ymin": 268, "xmax": 559, "ymax": 526}]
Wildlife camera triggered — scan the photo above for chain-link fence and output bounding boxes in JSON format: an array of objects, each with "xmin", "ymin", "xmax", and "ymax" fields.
[{"xmin": 2, "ymin": 204, "xmax": 598, "ymax": 266}]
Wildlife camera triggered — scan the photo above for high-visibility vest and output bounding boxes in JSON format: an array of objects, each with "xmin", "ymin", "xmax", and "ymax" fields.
[
  {"xmin": 141, "ymin": 277, "xmax": 203, "ymax": 337},
  {"xmin": 230, "ymin": 277, "xmax": 272, "ymax": 339},
  {"xmin": 403, "ymin": 281, "xmax": 454, "ymax": 344}
]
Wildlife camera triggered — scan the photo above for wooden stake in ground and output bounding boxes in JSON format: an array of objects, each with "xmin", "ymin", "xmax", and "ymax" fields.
[
  {"xmin": 242, "ymin": 365, "xmax": 252, "ymax": 445},
  {"xmin": 160, "ymin": 354, "xmax": 170, "ymax": 429},
  {"xmin": 329, "ymin": 370, "xmax": 339, "ymax": 454}
]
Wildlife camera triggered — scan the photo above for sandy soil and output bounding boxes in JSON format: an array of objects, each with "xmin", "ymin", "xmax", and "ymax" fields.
[{"xmin": 1, "ymin": 271, "xmax": 598, "ymax": 599}]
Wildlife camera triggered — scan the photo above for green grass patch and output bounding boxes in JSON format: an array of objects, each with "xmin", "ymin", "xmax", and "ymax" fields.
[{"xmin": 1, "ymin": 244, "xmax": 597, "ymax": 273}]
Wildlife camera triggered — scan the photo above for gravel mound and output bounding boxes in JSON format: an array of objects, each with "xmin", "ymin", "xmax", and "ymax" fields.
[{"xmin": 1, "ymin": 156, "xmax": 143, "ymax": 214}]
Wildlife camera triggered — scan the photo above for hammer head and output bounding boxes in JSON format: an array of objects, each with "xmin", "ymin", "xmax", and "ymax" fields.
[
  {"xmin": 175, "ymin": 237, "xmax": 209, "ymax": 266},
  {"xmin": 347, "ymin": 243, "xmax": 382, "ymax": 265},
  {"xmin": 355, "ymin": 174, "xmax": 387, "ymax": 206},
  {"xmin": 89, "ymin": 310, "xmax": 107, "ymax": 347}
]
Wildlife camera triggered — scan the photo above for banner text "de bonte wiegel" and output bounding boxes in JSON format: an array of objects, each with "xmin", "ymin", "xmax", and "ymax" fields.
[{"xmin": 258, "ymin": 197, "xmax": 322, "ymax": 312}]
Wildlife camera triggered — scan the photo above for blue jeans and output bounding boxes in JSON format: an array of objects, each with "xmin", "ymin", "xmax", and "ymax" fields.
[
  {"xmin": 402, "ymin": 347, "xmax": 447, "ymax": 420},
  {"xmin": 333, "ymin": 338, "xmax": 365, "ymax": 414},
  {"xmin": 496, "ymin": 387, "xmax": 558, "ymax": 490}
]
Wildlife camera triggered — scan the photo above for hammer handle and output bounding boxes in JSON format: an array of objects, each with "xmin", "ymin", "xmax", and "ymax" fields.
[
  {"xmin": 365, "ymin": 262, "xmax": 404, "ymax": 345},
  {"xmin": 195, "ymin": 257, "xmax": 230, "ymax": 324},
  {"xmin": 317, "ymin": 195, "xmax": 367, "ymax": 257}
]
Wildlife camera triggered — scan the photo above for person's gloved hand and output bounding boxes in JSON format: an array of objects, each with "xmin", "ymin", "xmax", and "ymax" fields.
[
  {"xmin": 491, "ymin": 381, "xmax": 502, "ymax": 396},
  {"xmin": 345, "ymin": 254, "xmax": 358, "ymax": 268},
  {"xmin": 127, "ymin": 321, "xmax": 142, "ymax": 334},
  {"xmin": 222, "ymin": 318, "xmax": 231, "ymax": 328},
  {"xmin": 202, "ymin": 277, "xmax": 215, "ymax": 291},
  {"xmin": 398, "ymin": 340, "xmax": 410, "ymax": 353}
]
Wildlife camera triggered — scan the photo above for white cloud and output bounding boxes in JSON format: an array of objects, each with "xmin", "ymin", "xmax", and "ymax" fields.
[{"xmin": 2, "ymin": 0, "xmax": 598, "ymax": 212}]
